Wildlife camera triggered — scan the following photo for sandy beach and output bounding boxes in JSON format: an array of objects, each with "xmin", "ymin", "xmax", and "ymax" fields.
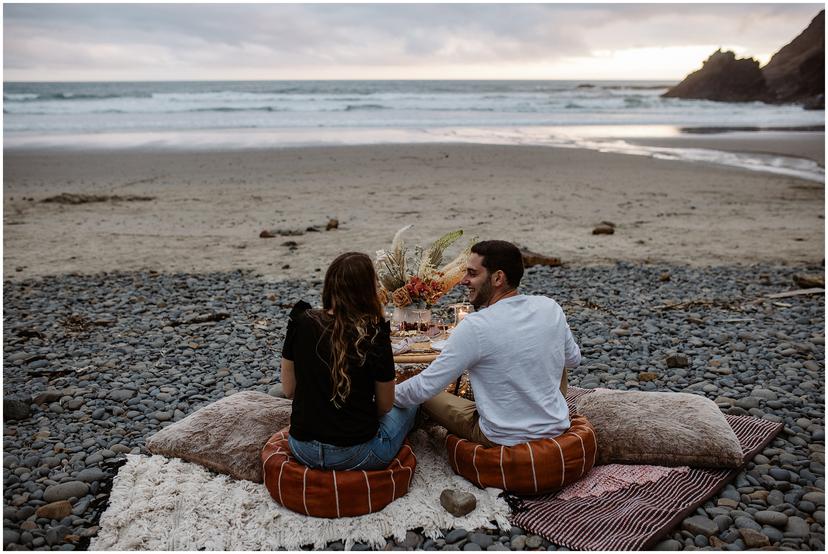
[{"xmin": 3, "ymin": 137, "xmax": 824, "ymax": 282}]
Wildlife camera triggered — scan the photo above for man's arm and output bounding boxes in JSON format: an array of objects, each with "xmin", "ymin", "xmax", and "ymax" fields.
[{"xmin": 394, "ymin": 319, "xmax": 480, "ymax": 407}]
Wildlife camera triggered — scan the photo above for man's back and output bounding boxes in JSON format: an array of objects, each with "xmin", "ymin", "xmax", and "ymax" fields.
[
  {"xmin": 394, "ymin": 294, "xmax": 581, "ymax": 446},
  {"xmin": 460, "ymin": 294, "xmax": 580, "ymax": 445}
]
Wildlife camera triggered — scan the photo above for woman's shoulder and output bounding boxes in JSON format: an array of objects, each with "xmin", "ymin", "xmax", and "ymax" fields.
[{"xmin": 288, "ymin": 300, "xmax": 313, "ymax": 320}]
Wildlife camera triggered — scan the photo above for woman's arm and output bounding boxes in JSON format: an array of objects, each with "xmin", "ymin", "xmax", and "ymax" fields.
[
  {"xmin": 281, "ymin": 358, "xmax": 296, "ymax": 399},
  {"xmin": 374, "ymin": 379, "xmax": 395, "ymax": 416}
]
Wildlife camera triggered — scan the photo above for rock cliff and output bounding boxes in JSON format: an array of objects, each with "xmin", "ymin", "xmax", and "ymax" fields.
[
  {"xmin": 663, "ymin": 10, "xmax": 824, "ymax": 109},
  {"xmin": 662, "ymin": 49, "xmax": 768, "ymax": 102},
  {"xmin": 762, "ymin": 10, "xmax": 824, "ymax": 108}
]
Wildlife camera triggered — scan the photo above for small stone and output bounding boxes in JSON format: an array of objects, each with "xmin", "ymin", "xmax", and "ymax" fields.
[
  {"xmin": 33, "ymin": 390, "xmax": 62, "ymax": 405},
  {"xmin": 440, "ymin": 489, "xmax": 477, "ymax": 517},
  {"xmin": 468, "ymin": 533, "xmax": 493, "ymax": 548},
  {"xmin": 3, "ymin": 398, "xmax": 31, "ymax": 421},
  {"xmin": 592, "ymin": 223, "xmax": 615, "ymax": 235},
  {"xmin": 75, "ymin": 468, "xmax": 108, "ymax": 483},
  {"xmin": 325, "ymin": 218, "xmax": 339, "ymax": 231},
  {"xmin": 750, "ymin": 388, "xmax": 777, "ymax": 401},
  {"xmin": 445, "ymin": 529, "xmax": 468, "ymax": 544},
  {"xmin": 709, "ymin": 536, "xmax": 727, "ymax": 548},
  {"xmin": 762, "ymin": 526, "xmax": 784, "ymax": 543},
  {"xmin": 784, "ymin": 516, "xmax": 810, "ymax": 538},
  {"xmin": 43, "ymin": 481, "xmax": 89, "ymax": 503},
  {"xmin": 107, "ymin": 389, "xmax": 135, "ymax": 402},
  {"xmin": 520, "ymin": 249, "xmax": 562, "ymax": 268},
  {"xmin": 682, "ymin": 515, "xmax": 719, "ymax": 536},
  {"xmin": 666, "ymin": 354, "xmax": 689, "ymax": 368},
  {"xmin": 510, "ymin": 535, "xmax": 527, "ymax": 550},
  {"xmin": 4, "ymin": 529, "xmax": 21, "ymax": 545},
  {"xmin": 738, "ymin": 528, "xmax": 770, "ymax": 548},
  {"xmin": 734, "ymin": 516, "xmax": 762, "ymax": 532},
  {"xmin": 793, "ymin": 273, "xmax": 824, "ymax": 288},
  {"xmin": 653, "ymin": 539, "xmax": 682, "ymax": 550},
  {"xmin": 45, "ymin": 525, "xmax": 70, "ymax": 546},
  {"xmin": 714, "ymin": 514, "xmax": 732, "ymax": 532},
  {"xmin": 36, "ymin": 500, "xmax": 73, "ymax": 520},
  {"xmin": 525, "ymin": 535, "xmax": 543, "ymax": 549},
  {"xmin": 63, "ymin": 399, "xmax": 84, "ymax": 410},
  {"xmin": 754, "ymin": 510, "xmax": 788, "ymax": 528},
  {"xmin": 717, "ymin": 498, "xmax": 739, "ymax": 509},
  {"xmin": 638, "ymin": 372, "xmax": 658, "ymax": 382},
  {"xmin": 734, "ymin": 397, "xmax": 760, "ymax": 410},
  {"xmin": 397, "ymin": 531, "xmax": 421, "ymax": 549}
]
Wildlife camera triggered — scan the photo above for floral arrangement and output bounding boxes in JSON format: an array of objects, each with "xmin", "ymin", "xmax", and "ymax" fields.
[{"xmin": 376, "ymin": 225, "xmax": 475, "ymax": 308}]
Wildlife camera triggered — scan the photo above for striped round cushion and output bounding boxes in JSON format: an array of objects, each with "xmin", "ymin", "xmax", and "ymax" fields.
[
  {"xmin": 261, "ymin": 427, "xmax": 417, "ymax": 518},
  {"xmin": 445, "ymin": 415, "xmax": 597, "ymax": 495}
]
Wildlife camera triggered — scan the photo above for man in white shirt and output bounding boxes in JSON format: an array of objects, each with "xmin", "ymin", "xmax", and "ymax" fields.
[{"xmin": 394, "ymin": 240, "xmax": 581, "ymax": 446}]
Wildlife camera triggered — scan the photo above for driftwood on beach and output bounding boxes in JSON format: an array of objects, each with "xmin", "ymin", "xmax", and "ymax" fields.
[{"xmin": 41, "ymin": 193, "xmax": 155, "ymax": 204}]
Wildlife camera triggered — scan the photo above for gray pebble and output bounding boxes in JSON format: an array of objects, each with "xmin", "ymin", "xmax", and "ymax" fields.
[{"xmin": 445, "ymin": 529, "xmax": 468, "ymax": 544}]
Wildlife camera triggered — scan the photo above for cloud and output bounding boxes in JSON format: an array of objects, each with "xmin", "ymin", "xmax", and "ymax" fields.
[{"xmin": 3, "ymin": 3, "xmax": 822, "ymax": 80}]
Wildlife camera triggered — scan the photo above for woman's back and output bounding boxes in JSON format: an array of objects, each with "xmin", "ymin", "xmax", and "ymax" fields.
[{"xmin": 283, "ymin": 301, "xmax": 395, "ymax": 446}]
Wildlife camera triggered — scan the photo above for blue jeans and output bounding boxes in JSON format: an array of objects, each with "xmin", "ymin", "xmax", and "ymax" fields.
[{"xmin": 288, "ymin": 405, "xmax": 418, "ymax": 471}]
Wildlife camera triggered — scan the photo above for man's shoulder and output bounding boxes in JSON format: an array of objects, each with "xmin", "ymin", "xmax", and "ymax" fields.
[{"xmin": 516, "ymin": 294, "xmax": 562, "ymax": 311}]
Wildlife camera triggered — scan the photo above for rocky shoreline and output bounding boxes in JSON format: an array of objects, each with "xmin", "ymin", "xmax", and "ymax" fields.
[{"xmin": 3, "ymin": 263, "xmax": 824, "ymax": 550}]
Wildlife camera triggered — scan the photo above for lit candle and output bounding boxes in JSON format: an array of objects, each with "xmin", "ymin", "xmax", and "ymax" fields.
[{"xmin": 452, "ymin": 303, "xmax": 473, "ymax": 327}]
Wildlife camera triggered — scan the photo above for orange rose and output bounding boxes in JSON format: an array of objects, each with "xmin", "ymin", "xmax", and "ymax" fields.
[{"xmin": 391, "ymin": 286, "xmax": 412, "ymax": 308}]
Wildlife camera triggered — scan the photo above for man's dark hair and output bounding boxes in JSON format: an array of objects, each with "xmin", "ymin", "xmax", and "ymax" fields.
[{"xmin": 471, "ymin": 240, "xmax": 524, "ymax": 289}]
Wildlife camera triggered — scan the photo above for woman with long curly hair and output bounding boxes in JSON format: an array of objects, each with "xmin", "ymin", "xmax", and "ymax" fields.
[{"xmin": 280, "ymin": 252, "xmax": 418, "ymax": 470}]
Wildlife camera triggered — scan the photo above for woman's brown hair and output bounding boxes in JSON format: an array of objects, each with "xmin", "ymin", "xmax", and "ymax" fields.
[{"xmin": 312, "ymin": 252, "xmax": 384, "ymax": 408}]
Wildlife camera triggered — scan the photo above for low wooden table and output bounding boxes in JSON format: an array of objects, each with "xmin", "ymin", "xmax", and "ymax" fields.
[
  {"xmin": 391, "ymin": 332, "xmax": 446, "ymax": 364},
  {"xmin": 393, "ymin": 351, "xmax": 439, "ymax": 364}
]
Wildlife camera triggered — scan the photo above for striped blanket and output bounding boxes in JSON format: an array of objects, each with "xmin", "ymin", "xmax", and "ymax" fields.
[{"xmin": 511, "ymin": 387, "xmax": 783, "ymax": 551}]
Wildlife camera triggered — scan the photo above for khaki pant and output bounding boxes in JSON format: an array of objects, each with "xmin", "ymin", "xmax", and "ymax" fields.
[{"xmin": 422, "ymin": 367, "xmax": 569, "ymax": 448}]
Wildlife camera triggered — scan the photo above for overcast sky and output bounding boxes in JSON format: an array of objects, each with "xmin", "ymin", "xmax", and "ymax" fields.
[{"xmin": 3, "ymin": 3, "xmax": 823, "ymax": 81}]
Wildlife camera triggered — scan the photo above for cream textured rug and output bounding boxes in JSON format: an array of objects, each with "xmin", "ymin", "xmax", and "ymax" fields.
[{"xmin": 91, "ymin": 427, "xmax": 510, "ymax": 550}]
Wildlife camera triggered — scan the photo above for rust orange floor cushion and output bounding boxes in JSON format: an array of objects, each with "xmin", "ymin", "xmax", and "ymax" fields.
[
  {"xmin": 445, "ymin": 415, "xmax": 597, "ymax": 495},
  {"xmin": 261, "ymin": 428, "xmax": 417, "ymax": 518}
]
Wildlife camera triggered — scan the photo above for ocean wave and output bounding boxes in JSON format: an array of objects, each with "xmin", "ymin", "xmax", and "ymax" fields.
[
  {"xmin": 602, "ymin": 85, "xmax": 672, "ymax": 90},
  {"xmin": 7, "ymin": 92, "xmax": 154, "ymax": 102},
  {"xmin": 4, "ymin": 93, "xmax": 40, "ymax": 101},
  {"xmin": 188, "ymin": 106, "xmax": 287, "ymax": 113},
  {"xmin": 344, "ymin": 104, "xmax": 390, "ymax": 111}
]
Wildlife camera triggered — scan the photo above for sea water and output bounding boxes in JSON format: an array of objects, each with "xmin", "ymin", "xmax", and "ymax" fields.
[{"xmin": 4, "ymin": 80, "xmax": 825, "ymax": 181}]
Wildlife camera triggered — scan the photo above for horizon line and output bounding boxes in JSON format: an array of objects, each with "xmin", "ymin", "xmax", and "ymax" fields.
[{"xmin": 4, "ymin": 78, "xmax": 681, "ymax": 84}]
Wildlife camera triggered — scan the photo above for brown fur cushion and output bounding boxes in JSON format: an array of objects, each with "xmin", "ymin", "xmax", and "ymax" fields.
[
  {"xmin": 576, "ymin": 389, "xmax": 743, "ymax": 468},
  {"xmin": 146, "ymin": 391, "xmax": 292, "ymax": 483}
]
